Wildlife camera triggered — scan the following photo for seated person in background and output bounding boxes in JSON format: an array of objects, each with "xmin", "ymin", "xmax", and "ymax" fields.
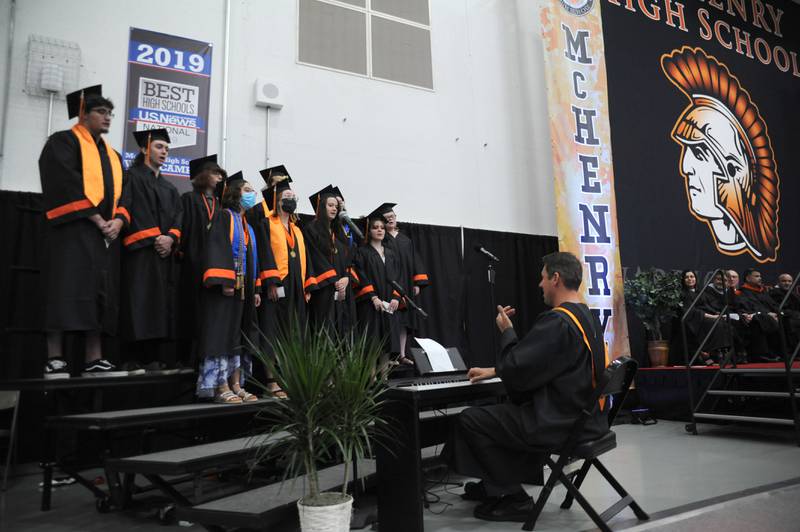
[
  {"xmin": 726, "ymin": 269, "xmax": 741, "ymax": 292},
  {"xmin": 695, "ymin": 271, "xmax": 738, "ymax": 364},
  {"xmin": 443, "ymin": 252, "xmax": 608, "ymax": 523},
  {"xmin": 737, "ymin": 269, "xmax": 781, "ymax": 362},
  {"xmin": 770, "ymin": 273, "xmax": 800, "ymax": 350},
  {"xmin": 671, "ymin": 270, "xmax": 702, "ymax": 365}
]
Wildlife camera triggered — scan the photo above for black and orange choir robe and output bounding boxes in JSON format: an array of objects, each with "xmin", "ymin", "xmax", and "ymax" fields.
[
  {"xmin": 197, "ymin": 209, "xmax": 260, "ymax": 358},
  {"xmin": 246, "ymin": 201, "xmax": 316, "ymax": 356},
  {"xmin": 118, "ymin": 160, "xmax": 183, "ymax": 341},
  {"xmin": 38, "ymin": 124, "xmax": 129, "ymax": 334},
  {"xmin": 352, "ymin": 244, "xmax": 401, "ymax": 353},
  {"xmin": 304, "ymin": 218, "xmax": 356, "ymax": 336},
  {"xmin": 444, "ymin": 302, "xmax": 609, "ymax": 486},
  {"xmin": 384, "ymin": 231, "xmax": 429, "ymax": 331},
  {"xmin": 177, "ymin": 189, "xmax": 220, "ymax": 340}
]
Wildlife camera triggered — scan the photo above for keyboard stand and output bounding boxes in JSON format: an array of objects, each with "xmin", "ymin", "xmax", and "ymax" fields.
[{"xmin": 375, "ymin": 379, "xmax": 505, "ymax": 532}]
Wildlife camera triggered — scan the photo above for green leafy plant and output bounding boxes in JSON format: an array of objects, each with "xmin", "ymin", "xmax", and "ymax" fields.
[
  {"xmin": 624, "ymin": 268, "xmax": 683, "ymax": 341},
  {"xmin": 249, "ymin": 322, "xmax": 392, "ymax": 505}
]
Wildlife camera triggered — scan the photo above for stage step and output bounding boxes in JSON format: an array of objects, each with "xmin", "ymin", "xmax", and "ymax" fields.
[
  {"xmin": 720, "ymin": 368, "xmax": 800, "ymax": 375},
  {"xmin": 176, "ymin": 459, "xmax": 376, "ymax": 530},
  {"xmin": 106, "ymin": 433, "xmax": 288, "ymax": 476},
  {"xmin": 694, "ymin": 413, "xmax": 796, "ymax": 426},
  {"xmin": 706, "ymin": 390, "xmax": 792, "ymax": 398},
  {"xmin": 46, "ymin": 399, "xmax": 273, "ymax": 431}
]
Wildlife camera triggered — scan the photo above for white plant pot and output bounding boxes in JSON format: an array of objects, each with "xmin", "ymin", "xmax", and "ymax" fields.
[{"xmin": 297, "ymin": 493, "xmax": 353, "ymax": 532}]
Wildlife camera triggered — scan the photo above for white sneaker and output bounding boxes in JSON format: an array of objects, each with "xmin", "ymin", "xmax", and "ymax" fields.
[
  {"xmin": 81, "ymin": 359, "xmax": 128, "ymax": 377},
  {"xmin": 44, "ymin": 358, "xmax": 70, "ymax": 379}
]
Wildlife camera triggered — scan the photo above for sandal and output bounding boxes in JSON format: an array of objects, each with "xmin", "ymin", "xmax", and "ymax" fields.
[
  {"xmin": 397, "ymin": 355, "xmax": 415, "ymax": 366},
  {"xmin": 266, "ymin": 384, "xmax": 288, "ymax": 399},
  {"xmin": 235, "ymin": 388, "xmax": 259, "ymax": 402},
  {"xmin": 214, "ymin": 390, "xmax": 242, "ymax": 404}
]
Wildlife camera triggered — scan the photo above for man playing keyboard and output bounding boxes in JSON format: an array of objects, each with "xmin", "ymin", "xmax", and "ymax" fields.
[{"xmin": 443, "ymin": 251, "xmax": 609, "ymax": 522}]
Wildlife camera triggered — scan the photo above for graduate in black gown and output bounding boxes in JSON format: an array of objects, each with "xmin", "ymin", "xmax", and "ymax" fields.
[
  {"xmin": 331, "ymin": 187, "xmax": 361, "ymax": 251},
  {"xmin": 352, "ymin": 208, "xmax": 401, "ymax": 356},
  {"xmin": 381, "ymin": 204, "xmax": 429, "ymax": 363},
  {"xmin": 177, "ymin": 155, "xmax": 225, "ymax": 364},
  {"xmin": 247, "ymin": 165, "xmax": 316, "ymax": 397},
  {"xmin": 305, "ymin": 185, "xmax": 356, "ymax": 336},
  {"xmin": 694, "ymin": 271, "xmax": 737, "ymax": 362},
  {"xmin": 196, "ymin": 172, "xmax": 261, "ymax": 403},
  {"xmin": 119, "ymin": 128, "xmax": 182, "ymax": 370},
  {"xmin": 38, "ymin": 85, "xmax": 130, "ymax": 378},
  {"xmin": 443, "ymin": 252, "xmax": 609, "ymax": 522}
]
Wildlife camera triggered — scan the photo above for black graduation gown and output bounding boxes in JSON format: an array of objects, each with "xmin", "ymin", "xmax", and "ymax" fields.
[
  {"xmin": 38, "ymin": 129, "xmax": 129, "ymax": 333},
  {"xmin": 353, "ymin": 244, "xmax": 401, "ymax": 353},
  {"xmin": 119, "ymin": 162, "xmax": 183, "ymax": 341},
  {"xmin": 177, "ymin": 190, "xmax": 220, "ymax": 339},
  {"xmin": 246, "ymin": 205, "xmax": 314, "ymax": 357},
  {"xmin": 737, "ymin": 284, "xmax": 781, "ymax": 355},
  {"xmin": 669, "ymin": 289, "xmax": 703, "ymax": 364},
  {"xmin": 196, "ymin": 209, "xmax": 259, "ymax": 359},
  {"xmin": 444, "ymin": 303, "xmax": 608, "ymax": 486},
  {"xmin": 384, "ymin": 231, "xmax": 429, "ymax": 331},
  {"xmin": 695, "ymin": 286, "xmax": 736, "ymax": 353},
  {"xmin": 770, "ymin": 287, "xmax": 800, "ymax": 345},
  {"xmin": 305, "ymin": 220, "xmax": 356, "ymax": 336}
]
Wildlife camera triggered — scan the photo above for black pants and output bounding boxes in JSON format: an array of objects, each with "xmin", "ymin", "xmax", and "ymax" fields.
[{"xmin": 443, "ymin": 405, "xmax": 543, "ymax": 495}]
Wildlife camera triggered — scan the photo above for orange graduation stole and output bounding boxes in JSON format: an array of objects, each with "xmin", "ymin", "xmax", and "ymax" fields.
[
  {"xmin": 70, "ymin": 123, "xmax": 123, "ymax": 211},
  {"xmin": 553, "ymin": 306, "xmax": 610, "ymax": 410}
]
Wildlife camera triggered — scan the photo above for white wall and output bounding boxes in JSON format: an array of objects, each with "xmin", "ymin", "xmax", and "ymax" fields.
[{"xmin": 0, "ymin": 0, "xmax": 557, "ymax": 236}]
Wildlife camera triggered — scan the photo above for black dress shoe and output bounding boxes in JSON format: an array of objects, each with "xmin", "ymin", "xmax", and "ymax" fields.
[
  {"xmin": 474, "ymin": 491, "xmax": 533, "ymax": 522},
  {"xmin": 461, "ymin": 481, "xmax": 488, "ymax": 501}
]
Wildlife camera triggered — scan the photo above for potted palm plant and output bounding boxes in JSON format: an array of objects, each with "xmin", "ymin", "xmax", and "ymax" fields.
[
  {"xmin": 624, "ymin": 268, "xmax": 682, "ymax": 366},
  {"xmin": 249, "ymin": 323, "xmax": 391, "ymax": 532}
]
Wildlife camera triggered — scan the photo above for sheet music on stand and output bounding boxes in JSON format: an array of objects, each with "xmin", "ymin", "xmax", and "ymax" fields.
[{"xmin": 413, "ymin": 337, "xmax": 455, "ymax": 373}]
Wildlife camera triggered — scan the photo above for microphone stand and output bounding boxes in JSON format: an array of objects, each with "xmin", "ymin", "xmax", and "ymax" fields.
[
  {"xmin": 488, "ymin": 262, "xmax": 498, "ymax": 350},
  {"xmin": 401, "ymin": 293, "xmax": 428, "ymax": 320}
]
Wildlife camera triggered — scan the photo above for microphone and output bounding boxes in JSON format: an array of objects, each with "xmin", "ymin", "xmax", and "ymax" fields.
[
  {"xmin": 390, "ymin": 280, "xmax": 407, "ymax": 295},
  {"xmin": 338, "ymin": 210, "xmax": 364, "ymax": 240},
  {"xmin": 390, "ymin": 280, "xmax": 428, "ymax": 319},
  {"xmin": 474, "ymin": 244, "xmax": 500, "ymax": 263}
]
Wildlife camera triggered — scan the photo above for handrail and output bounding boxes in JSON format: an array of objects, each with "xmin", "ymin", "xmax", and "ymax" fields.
[
  {"xmin": 681, "ymin": 268, "xmax": 727, "ymax": 435},
  {"xmin": 776, "ymin": 271, "xmax": 800, "ymax": 446}
]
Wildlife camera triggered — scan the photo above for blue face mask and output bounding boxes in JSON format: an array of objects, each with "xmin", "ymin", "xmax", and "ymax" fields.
[{"xmin": 240, "ymin": 191, "xmax": 257, "ymax": 210}]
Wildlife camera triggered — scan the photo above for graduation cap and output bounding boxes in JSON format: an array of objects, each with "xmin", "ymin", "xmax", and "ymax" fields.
[
  {"xmin": 367, "ymin": 203, "xmax": 397, "ymax": 221},
  {"xmin": 215, "ymin": 170, "xmax": 245, "ymax": 199},
  {"xmin": 189, "ymin": 154, "xmax": 219, "ymax": 179},
  {"xmin": 260, "ymin": 165, "xmax": 293, "ymax": 210},
  {"xmin": 66, "ymin": 84, "xmax": 103, "ymax": 120},
  {"xmin": 133, "ymin": 128, "xmax": 171, "ymax": 164},
  {"xmin": 331, "ymin": 186, "xmax": 344, "ymax": 200},
  {"xmin": 132, "ymin": 128, "xmax": 171, "ymax": 148},
  {"xmin": 309, "ymin": 184, "xmax": 336, "ymax": 213}
]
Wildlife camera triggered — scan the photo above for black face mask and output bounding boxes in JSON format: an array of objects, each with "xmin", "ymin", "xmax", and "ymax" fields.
[{"xmin": 281, "ymin": 198, "xmax": 297, "ymax": 214}]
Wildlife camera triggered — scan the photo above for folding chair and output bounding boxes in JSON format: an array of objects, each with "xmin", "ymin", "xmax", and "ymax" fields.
[
  {"xmin": 0, "ymin": 390, "xmax": 20, "ymax": 491},
  {"xmin": 523, "ymin": 356, "xmax": 649, "ymax": 531}
]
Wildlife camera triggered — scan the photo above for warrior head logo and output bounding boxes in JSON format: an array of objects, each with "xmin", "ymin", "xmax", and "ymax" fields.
[{"xmin": 661, "ymin": 47, "xmax": 780, "ymax": 263}]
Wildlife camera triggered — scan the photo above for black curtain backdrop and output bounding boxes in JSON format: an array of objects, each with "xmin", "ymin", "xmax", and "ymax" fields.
[
  {"xmin": 462, "ymin": 228, "xmax": 559, "ymax": 368},
  {"xmin": 1, "ymin": 191, "xmax": 558, "ymax": 379},
  {"xmin": 401, "ymin": 223, "xmax": 466, "ymax": 353},
  {"xmin": 0, "ymin": 191, "xmax": 47, "ymax": 380}
]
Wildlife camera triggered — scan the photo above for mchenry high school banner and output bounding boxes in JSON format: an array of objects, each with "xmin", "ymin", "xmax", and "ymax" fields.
[
  {"xmin": 600, "ymin": 0, "xmax": 800, "ymax": 280},
  {"xmin": 122, "ymin": 28, "xmax": 213, "ymax": 193},
  {"xmin": 540, "ymin": 0, "xmax": 631, "ymax": 358}
]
